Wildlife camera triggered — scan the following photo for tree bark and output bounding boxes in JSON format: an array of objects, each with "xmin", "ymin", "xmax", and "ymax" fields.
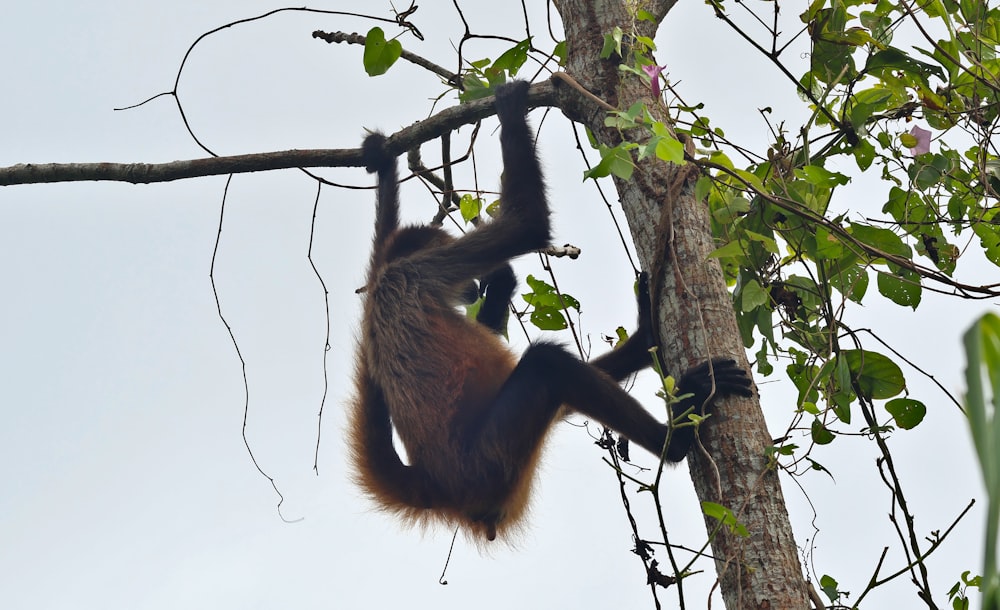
[{"xmin": 553, "ymin": 1, "xmax": 809, "ymax": 607}]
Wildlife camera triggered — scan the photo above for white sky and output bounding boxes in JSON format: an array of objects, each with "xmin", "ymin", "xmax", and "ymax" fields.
[{"xmin": 0, "ymin": 2, "xmax": 990, "ymax": 609}]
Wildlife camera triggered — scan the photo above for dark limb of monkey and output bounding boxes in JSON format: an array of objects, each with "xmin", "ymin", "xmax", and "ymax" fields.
[
  {"xmin": 469, "ymin": 347, "xmax": 752, "ymax": 471},
  {"xmin": 475, "ymin": 265, "xmax": 516, "ymax": 334}
]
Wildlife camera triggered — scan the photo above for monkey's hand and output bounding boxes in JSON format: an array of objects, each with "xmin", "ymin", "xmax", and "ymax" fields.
[
  {"xmin": 362, "ymin": 132, "xmax": 392, "ymax": 174},
  {"xmin": 677, "ymin": 358, "xmax": 754, "ymax": 405},
  {"xmin": 494, "ymin": 80, "xmax": 530, "ymax": 123}
]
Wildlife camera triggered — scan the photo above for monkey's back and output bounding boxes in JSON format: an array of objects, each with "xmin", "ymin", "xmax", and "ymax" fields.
[{"xmin": 363, "ymin": 261, "xmax": 518, "ymax": 471}]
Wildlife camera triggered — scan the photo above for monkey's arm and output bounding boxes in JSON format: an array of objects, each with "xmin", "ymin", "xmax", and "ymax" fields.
[
  {"xmin": 409, "ymin": 81, "xmax": 552, "ymax": 287},
  {"xmin": 475, "ymin": 265, "xmax": 516, "ymax": 334},
  {"xmin": 361, "ymin": 133, "xmax": 401, "ymax": 251}
]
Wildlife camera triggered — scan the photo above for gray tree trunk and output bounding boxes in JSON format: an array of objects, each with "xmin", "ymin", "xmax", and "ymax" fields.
[{"xmin": 552, "ymin": 1, "xmax": 809, "ymax": 607}]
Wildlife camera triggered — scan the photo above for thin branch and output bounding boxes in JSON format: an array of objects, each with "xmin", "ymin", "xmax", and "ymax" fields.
[
  {"xmin": 312, "ymin": 30, "xmax": 458, "ymax": 84},
  {"xmin": 210, "ymin": 174, "xmax": 300, "ymax": 523},
  {"xmin": 162, "ymin": 7, "xmax": 401, "ymax": 157},
  {"xmin": 0, "ymin": 82, "xmax": 558, "ymax": 186},
  {"xmin": 308, "ymin": 182, "xmax": 332, "ymax": 475}
]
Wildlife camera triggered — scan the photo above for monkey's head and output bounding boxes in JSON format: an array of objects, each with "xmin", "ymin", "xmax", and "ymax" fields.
[{"xmin": 380, "ymin": 225, "xmax": 453, "ymax": 264}]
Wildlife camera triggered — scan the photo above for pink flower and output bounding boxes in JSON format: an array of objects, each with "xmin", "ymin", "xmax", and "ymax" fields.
[
  {"xmin": 642, "ymin": 64, "xmax": 665, "ymax": 97},
  {"xmin": 909, "ymin": 125, "xmax": 931, "ymax": 155}
]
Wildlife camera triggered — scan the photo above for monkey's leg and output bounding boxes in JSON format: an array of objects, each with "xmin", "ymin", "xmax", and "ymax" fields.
[
  {"xmin": 476, "ymin": 341, "xmax": 670, "ymax": 460},
  {"xmin": 477, "ymin": 345, "xmax": 753, "ymax": 463}
]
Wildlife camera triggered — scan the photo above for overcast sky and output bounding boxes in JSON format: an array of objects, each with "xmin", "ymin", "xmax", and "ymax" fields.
[{"xmin": 0, "ymin": 2, "xmax": 990, "ymax": 609}]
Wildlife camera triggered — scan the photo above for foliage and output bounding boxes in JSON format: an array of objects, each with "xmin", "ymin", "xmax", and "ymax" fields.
[
  {"xmin": 682, "ymin": 0, "xmax": 1000, "ymax": 466},
  {"xmin": 568, "ymin": 0, "xmax": 1000, "ymax": 449},
  {"xmin": 520, "ymin": 275, "xmax": 580, "ymax": 331},
  {"xmin": 343, "ymin": 0, "xmax": 1000, "ymax": 602},
  {"xmin": 964, "ymin": 313, "xmax": 1000, "ymax": 610}
]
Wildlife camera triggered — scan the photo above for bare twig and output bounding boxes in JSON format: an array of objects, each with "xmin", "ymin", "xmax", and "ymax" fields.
[
  {"xmin": 312, "ymin": 30, "xmax": 458, "ymax": 84},
  {"xmin": 0, "ymin": 82, "xmax": 558, "ymax": 186}
]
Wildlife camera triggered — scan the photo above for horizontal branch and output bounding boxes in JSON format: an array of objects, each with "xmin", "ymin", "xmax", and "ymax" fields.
[{"xmin": 0, "ymin": 82, "xmax": 557, "ymax": 187}]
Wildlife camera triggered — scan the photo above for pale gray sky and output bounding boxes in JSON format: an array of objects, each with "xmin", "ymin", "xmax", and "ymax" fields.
[{"xmin": 0, "ymin": 2, "xmax": 988, "ymax": 609}]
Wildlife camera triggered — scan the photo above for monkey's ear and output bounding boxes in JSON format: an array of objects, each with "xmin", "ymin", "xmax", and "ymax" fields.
[{"xmin": 361, "ymin": 132, "xmax": 391, "ymax": 173}]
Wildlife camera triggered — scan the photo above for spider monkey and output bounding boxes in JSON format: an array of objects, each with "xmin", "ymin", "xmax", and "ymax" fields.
[{"xmin": 350, "ymin": 80, "xmax": 753, "ymax": 542}]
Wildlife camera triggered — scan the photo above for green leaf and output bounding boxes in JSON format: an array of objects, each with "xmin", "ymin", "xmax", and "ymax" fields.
[
  {"xmin": 962, "ymin": 313, "xmax": 1000, "ymax": 604},
  {"xmin": 798, "ymin": 165, "xmax": 851, "ymax": 189},
  {"xmin": 854, "ymin": 139, "xmax": 876, "ymax": 170},
  {"xmin": 807, "ymin": 457, "xmax": 833, "ymax": 478},
  {"xmin": 811, "ymin": 419, "xmax": 835, "ymax": 445},
  {"xmin": 865, "ymin": 46, "xmax": 946, "ymax": 82},
  {"xmin": 910, "ymin": 158, "xmax": 944, "ymax": 189},
  {"xmin": 848, "ymin": 87, "xmax": 894, "ymax": 129},
  {"xmin": 963, "ymin": 312, "xmax": 1000, "ymax": 493},
  {"xmin": 362, "ymin": 27, "xmax": 402, "ymax": 76},
  {"xmin": 529, "ymin": 306, "xmax": 567, "ymax": 330},
  {"xmin": 459, "ymin": 194, "xmax": 481, "ymax": 223},
  {"xmin": 733, "ymin": 168, "xmax": 767, "ymax": 193},
  {"xmin": 520, "ymin": 275, "xmax": 580, "ymax": 331},
  {"xmin": 842, "ymin": 349, "xmax": 906, "ymax": 400},
  {"xmin": 744, "ymin": 230, "xmax": 780, "ymax": 254},
  {"xmin": 695, "ymin": 175, "xmax": 713, "ymax": 204},
  {"xmin": 788, "ymin": 359, "xmax": 821, "ymax": 406},
  {"xmin": 600, "ymin": 27, "xmax": 624, "ymax": 59},
  {"xmin": 702, "ymin": 502, "xmax": 750, "ymax": 537},
  {"xmin": 832, "ymin": 356, "xmax": 853, "ymax": 423},
  {"xmin": 826, "ymin": 264, "xmax": 869, "ymax": 303},
  {"xmin": 885, "ymin": 398, "xmax": 927, "ymax": 429},
  {"xmin": 876, "ymin": 269, "xmax": 922, "ymax": 309},
  {"xmin": 635, "ymin": 35, "xmax": 656, "ymax": 52},
  {"xmin": 584, "ymin": 144, "xmax": 634, "ymax": 180},
  {"xmin": 755, "ymin": 342, "xmax": 774, "ymax": 375},
  {"xmin": 521, "ymin": 275, "xmax": 580, "ymax": 310},
  {"xmin": 849, "ymin": 223, "xmax": 912, "ymax": 259},
  {"xmin": 552, "ymin": 41, "xmax": 567, "ymax": 66},
  {"xmin": 820, "ymin": 574, "xmax": 841, "ymax": 603},
  {"xmin": 708, "ymin": 239, "xmax": 747, "ymax": 260},
  {"xmin": 654, "ymin": 134, "xmax": 685, "ymax": 164},
  {"xmin": 493, "ymin": 38, "xmax": 532, "ymax": 76},
  {"xmin": 814, "ymin": 226, "xmax": 843, "ymax": 259},
  {"xmin": 740, "ymin": 279, "xmax": 769, "ymax": 311},
  {"xmin": 711, "ymin": 194, "xmax": 750, "ymax": 225},
  {"xmin": 800, "ymin": 402, "xmax": 820, "ymax": 416},
  {"xmin": 973, "ymin": 215, "xmax": 1000, "ymax": 267}
]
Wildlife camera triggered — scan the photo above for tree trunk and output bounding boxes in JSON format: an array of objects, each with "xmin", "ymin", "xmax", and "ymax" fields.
[{"xmin": 553, "ymin": 1, "xmax": 809, "ymax": 607}]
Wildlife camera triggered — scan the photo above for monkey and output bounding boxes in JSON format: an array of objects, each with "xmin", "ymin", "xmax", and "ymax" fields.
[{"xmin": 349, "ymin": 80, "xmax": 753, "ymax": 542}]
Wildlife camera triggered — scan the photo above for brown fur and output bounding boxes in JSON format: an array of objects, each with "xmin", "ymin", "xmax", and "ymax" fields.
[{"xmin": 347, "ymin": 81, "xmax": 754, "ymax": 544}]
